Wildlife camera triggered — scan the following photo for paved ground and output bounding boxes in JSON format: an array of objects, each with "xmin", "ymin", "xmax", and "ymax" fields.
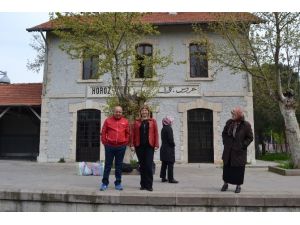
[
  {"xmin": 0, "ymin": 159, "xmax": 298, "ymax": 195},
  {"xmin": 2, "ymin": 159, "xmax": 300, "ymax": 211}
]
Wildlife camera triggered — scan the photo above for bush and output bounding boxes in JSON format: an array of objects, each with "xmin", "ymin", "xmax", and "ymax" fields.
[
  {"xmin": 130, "ymin": 159, "xmax": 138, "ymax": 169},
  {"xmin": 58, "ymin": 158, "xmax": 65, "ymax": 163}
]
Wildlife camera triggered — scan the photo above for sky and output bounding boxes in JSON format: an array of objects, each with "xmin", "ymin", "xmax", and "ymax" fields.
[
  {"xmin": 1, "ymin": 1, "xmax": 300, "ymax": 225},
  {"xmin": 0, "ymin": 0, "xmax": 299, "ymax": 84},
  {"xmin": 0, "ymin": 12, "xmax": 49, "ymax": 83}
]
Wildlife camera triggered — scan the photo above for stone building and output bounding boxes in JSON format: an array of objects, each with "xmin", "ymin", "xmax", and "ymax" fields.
[{"xmin": 27, "ymin": 13, "xmax": 256, "ymax": 164}]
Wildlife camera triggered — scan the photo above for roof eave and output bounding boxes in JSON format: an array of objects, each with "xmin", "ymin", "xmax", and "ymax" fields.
[
  {"xmin": 27, "ymin": 20, "xmax": 261, "ymax": 32},
  {"xmin": 0, "ymin": 104, "xmax": 41, "ymax": 107},
  {"xmin": 26, "ymin": 28, "xmax": 52, "ymax": 32}
]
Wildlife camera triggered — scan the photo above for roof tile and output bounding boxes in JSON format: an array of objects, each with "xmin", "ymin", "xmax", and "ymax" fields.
[
  {"xmin": 27, "ymin": 12, "xmax": 259, "ymax": 31},
  {"xmin": 0, "ymin": 83, "xmax": 42, "ymax": 106}
]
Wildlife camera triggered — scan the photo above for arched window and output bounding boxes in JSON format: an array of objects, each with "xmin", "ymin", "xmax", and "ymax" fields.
[
  {"xmin": 189, "ymin": 43, "xmax": 208, "ymax": 78},
  {"xmin": 135, "ymin": 44, "xmax": 153, "ymax": 78}
]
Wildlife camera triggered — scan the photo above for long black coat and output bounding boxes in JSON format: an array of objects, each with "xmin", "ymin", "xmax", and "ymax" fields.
[
  {"xmin": 160, "ymin": 125, "xmax": 175, "ymax": 162},
  {"xmin": 222, "ymin": 119, "xmax": 253, "ymax": 167}
]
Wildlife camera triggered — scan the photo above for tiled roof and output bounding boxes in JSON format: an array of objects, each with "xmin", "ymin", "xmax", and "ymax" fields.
[
  {"xmin": 142, "ymin": 12, "xmax": 258, "ymax": 25},
  {"xmin": 27, "ymin": 12, "xmax": 259, "ymax": 32},
  {"xmin": 0, "ymin": 83, "xmax": 42, "ymax": 106}
]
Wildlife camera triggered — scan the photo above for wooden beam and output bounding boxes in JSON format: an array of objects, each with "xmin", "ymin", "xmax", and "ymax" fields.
[
  {"xmin": 28, "ymin": 107, "xmax": 41, "ymax": 120},
  {"xmin": 0, "ymin": 107, "xmax": 10, "ymax": 119}
]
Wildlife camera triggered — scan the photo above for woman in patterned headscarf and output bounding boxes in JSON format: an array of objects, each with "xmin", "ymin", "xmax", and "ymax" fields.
[
  {"xmin": 221, "ymin": 107, "xmax": 253, "ymax": 193},
  {"xmin": 159, "ymin": 116, "xmax": 178, "ymax": 183}
]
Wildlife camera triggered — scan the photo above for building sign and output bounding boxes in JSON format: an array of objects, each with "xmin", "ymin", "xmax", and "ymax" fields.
[
  {"xmin": 89, "ymin": 86, "xmax": 112, "ymax": 96},
  {"xmin": 87, "ymin": 85, "xmax": 200, "ymax": 98}
]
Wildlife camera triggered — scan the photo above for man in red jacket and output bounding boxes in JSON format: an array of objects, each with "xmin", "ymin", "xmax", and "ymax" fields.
[{"xmin": 100, "ymin": 106, "xmax": 129, "ymax": 191}]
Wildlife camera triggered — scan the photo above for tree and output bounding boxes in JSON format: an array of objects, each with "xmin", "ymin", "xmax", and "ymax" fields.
[
  {"xmin": 253, "ymin": 74, "xmax": 283, "ymax": 156},
  {"xmin": 27, "ymin": 34, "xmax": 46, "ymax": 73},
  {"xmin": 194, "ymin": 13, "xmax": 300, "ymax": 168},
  {"xmin": 253, "ymin": 64, "xmax": 300, "ymax": 155},
  {"xmin": 51, "ymin": 12, "xmax": 172, "ymax": 119}
]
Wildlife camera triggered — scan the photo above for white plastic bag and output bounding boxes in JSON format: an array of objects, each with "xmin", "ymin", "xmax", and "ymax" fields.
[
  {"xmin": 91, "ymin": 163, "xmax": 101, "ymax": 176},
  {"xmin": 78, "ymin": 162, "xmax": 92, "ymax": 176},
  {"xmin": 78, "ymin": 161, "xmax": 104, "ymax": 176},
  {"xmin": 77, "ymin": 162, "xmax": 85, "ymax": 176},
  {"xmin": 83, "ymin": 162, "xmax": 93, "ymax": 175},
  {"xmin": 100, "ymin": 161, "xmax": 104, "ymax": 176}
]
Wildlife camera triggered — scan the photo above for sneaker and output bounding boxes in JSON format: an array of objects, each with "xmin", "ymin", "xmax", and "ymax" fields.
[
  {"xmin": 100, "ymin": 184, "xmax": 108, "ymax": 191},
  {"xmin": 115, "ymin": 184, "xmax": 123, "ymax": 191}
]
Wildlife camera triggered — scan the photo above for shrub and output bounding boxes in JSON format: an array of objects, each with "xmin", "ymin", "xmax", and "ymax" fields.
[
  {"xmin": 58, "ymin": 158, "xmax": 65, "ymax": 163},
  {"xmin": 130, "ymin": 159, "xmax": 138, "ymax": 169}
]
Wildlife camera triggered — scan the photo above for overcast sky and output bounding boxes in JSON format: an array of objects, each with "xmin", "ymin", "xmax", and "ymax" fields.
[
  {"xmin": 0, "ymin": 1, "xmax": 299, "ymax": 84},
  {"xmin": 0, "ymin": 12, "xmax": 49, "ymax": 83}
]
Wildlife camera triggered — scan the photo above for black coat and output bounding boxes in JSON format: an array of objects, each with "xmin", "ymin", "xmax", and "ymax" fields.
[
  {"xmin": 222, "ymin": 119, "xmax": 253, "ymax": 167},
  {"xmin": 160, "ymin": 125, "xmax": 175, "ymax": 162}
]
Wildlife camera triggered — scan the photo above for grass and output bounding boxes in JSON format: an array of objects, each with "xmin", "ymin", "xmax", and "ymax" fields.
[
  {"xmin": 278, "ymin": 160, "xmax": 294, "ymax": 169},
  {"xmin": 257, "ymin": 153, "xmax": 296, "ymax": 169},
  {"xmin": 257, "ymin": 152, "xmax": 291, "ymax": 161},
  {"xmin": 258, "ymin": 153, "xmax": 295, "ymax": 169}
]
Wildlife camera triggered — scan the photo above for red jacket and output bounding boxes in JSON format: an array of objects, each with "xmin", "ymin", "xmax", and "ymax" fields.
[
  {"xmin": 131, "ymin": 118, "xmax": 159, "ymax": 148},
  {"xmin": 101, "ymin": 116, "xmax": 130, "ymax": 147}
]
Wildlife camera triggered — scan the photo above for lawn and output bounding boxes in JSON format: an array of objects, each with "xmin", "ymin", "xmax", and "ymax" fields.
[
  {"xmin": 257, "ymin": 153, "xmax": 294, "ymax": 169},
  {"xmin": 257, "ymin": 152, "xmax": 290, "ymax": 161}
]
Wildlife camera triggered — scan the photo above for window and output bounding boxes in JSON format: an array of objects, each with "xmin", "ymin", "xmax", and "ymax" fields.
[
  {"xmin": 82, "ymin": 56, "xmax": 99, "ymax": 80},
  {"xmin": 135, "ymin": 44, "xmax": 153, "ymax": 78},
  {"xmin": 189, "ymin": 43, "xmax": 208, "ymax": 78}
]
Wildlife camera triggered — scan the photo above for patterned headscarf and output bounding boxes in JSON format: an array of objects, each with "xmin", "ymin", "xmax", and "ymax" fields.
[
  {"xmin": 162, "ymin": 116, "xmax": 174, "ymax": 126},
  {"xmin": 231, "ymin": 106, "xmax": 245, "ymax": 121},
  {"xmin": 228, "ymin": 107, "xmax": 245, "ymax": 137}
]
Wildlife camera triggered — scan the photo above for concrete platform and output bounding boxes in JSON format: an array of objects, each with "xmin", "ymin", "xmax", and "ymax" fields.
[
  {"xmin": 0, "ymin": 160, "xmax": 300, "ymax": 211},
  {"xmin": 269, "ymin": 166, "xmax": 300, "ymax": 176}
]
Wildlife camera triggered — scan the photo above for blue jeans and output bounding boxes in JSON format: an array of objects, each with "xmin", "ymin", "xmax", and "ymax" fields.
[{"xmin": 102, "ymin": 145, "xmax": 126, "ymax": 186}]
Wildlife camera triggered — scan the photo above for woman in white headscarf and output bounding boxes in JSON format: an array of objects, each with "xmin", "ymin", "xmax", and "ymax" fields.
[{"xmin": 159, "ymin": 116, "xmax": 178, "ymax": 183}]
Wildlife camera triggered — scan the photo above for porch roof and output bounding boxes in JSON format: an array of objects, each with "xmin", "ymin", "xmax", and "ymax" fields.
[{"xmin": 0, "ymin": 83, "xmax": 42, "ymax": 106}]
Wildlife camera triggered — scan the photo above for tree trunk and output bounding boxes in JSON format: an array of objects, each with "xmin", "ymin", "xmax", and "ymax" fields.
[
  {"xmin": 279, "ymin": 102, "xmax": 300, "ymax": 168},
  {"xmin": 262, "ymin": 142, "xmax": 266, "ymax": 155}
]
